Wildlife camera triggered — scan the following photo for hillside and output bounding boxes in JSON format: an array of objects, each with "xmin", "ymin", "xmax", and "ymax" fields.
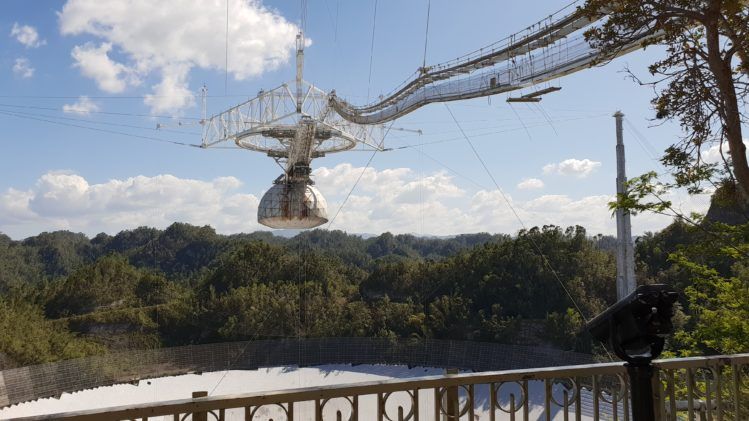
[{"xmin": 0, "ymin": 221, "xmax": 745, "ymax": 367}]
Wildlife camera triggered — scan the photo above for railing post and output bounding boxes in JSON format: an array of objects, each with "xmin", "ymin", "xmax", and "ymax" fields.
[
  {"xmin": 192, "ymin": 391, "xmax": 208, "ymax": 421},
  {"xmin": 651, "ymin": 366, "xmax": 664, "ymax": 421},
  {"xmin": 444, "ymin": 368, "xmax": 459, "ymax": 421}
]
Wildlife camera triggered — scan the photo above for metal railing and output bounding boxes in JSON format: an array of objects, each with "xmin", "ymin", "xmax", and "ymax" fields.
[
  {"xmin": 0, "ymin": 338, "xmax": 594, "ymax": 409},
  {"xmin": 13, "ymin": 353, "xmax": 749, "ymax": 421}
]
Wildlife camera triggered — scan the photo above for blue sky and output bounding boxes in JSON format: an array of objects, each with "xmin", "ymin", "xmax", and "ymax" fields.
[{"xmin": 0, "ymin": 0, "xmax": 713, "ymax": 239}]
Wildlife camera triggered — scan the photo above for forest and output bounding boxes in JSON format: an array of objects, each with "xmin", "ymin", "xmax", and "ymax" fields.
[{"xmin": 1, "ymin": 195, "xmax": 746, "ymax": 369}]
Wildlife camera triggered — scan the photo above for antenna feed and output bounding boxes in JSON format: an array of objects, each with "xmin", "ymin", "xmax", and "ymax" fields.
[{"xmin": 296, "ymin": 31, "xmax": 304, "ymax": 51}]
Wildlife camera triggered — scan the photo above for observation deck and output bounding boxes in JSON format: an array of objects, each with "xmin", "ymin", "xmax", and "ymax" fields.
[{"xmin": 3, "ymin": 339, "xmax": 748, "ymax": 420}]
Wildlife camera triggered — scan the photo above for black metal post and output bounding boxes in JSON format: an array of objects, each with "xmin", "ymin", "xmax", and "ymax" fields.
[
  {"xmin": 627, "ymin": 363, "xmax": 656, "ymax": 421},
  {"xmin": 584, "ymin": 285, "xmax": 678, "ymax": 421}
]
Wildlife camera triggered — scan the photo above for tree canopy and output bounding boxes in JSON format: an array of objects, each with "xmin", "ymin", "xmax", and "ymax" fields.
[
  {"xmin": 583, "ymin": 0, "xmax": 749, "ymax": 201},
  {"xmin": 0, "ymin": 220, "xmax": 745, "ymax": 366}
]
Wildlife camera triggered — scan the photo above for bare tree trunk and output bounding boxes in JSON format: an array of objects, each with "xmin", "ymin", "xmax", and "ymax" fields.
[{"xmin": 705, "ymin": 5, "xmax": 749, "ymax": 202}]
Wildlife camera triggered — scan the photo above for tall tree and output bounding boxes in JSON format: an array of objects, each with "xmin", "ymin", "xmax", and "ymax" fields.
[{"xmin": 583, "ymin": 0, "xmax": 749, "ymax": 199}]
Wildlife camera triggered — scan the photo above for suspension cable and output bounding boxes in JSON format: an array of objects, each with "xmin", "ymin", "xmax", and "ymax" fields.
[
  {"xmin": 366, "ymin": 0, "xmax": 379, "ymax": 102},
  {"xmin": 0, "ymin": 110, "xmax": 200, "ymax": 148},
  {"xmin": 326, "ymin": 149, "xmax": 378, "ymax": 230},
  {"xmin": 327, "ymin": 124, "xmax": 393, "ymax": 229},
  {"xmin": 225, "ymin": 0, "xmax": 230, "ymax": 95},
  {"xmin": 422, "ymin": 0, "xmax": 432, "ymax": 68},
  {"xmin": 444, "ymin": 103, "xmax": 591, "ymax": 322}
]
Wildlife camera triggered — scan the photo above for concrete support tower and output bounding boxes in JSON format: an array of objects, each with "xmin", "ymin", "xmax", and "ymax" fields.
[{"xmin": 614, "ymin": 111, "xmax": 636, "ymax": 300}]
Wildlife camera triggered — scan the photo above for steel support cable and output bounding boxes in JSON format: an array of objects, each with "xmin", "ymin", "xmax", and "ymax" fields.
[
  {"xmin": 386, "ymin": 113, "xmax": 609, "ymax": 151},
  {"xmin": 622, "ymin": 117, "xmax": 707, "ymax": 209},
  {"xmin": 334, "ymin": 40, "xmax": 602, "ymax": 122},
  {"xmin": 0, "ymin": 102, "xmax": 203, "ymax": 121},
  {"xmin": 417, "ymin": 0, "xmax": 431, "ymax": 241},
  {"xmin": 325, "ymin": 0, "xmax": 383, "ymax": 231},
  {"xmin": 407, "ymin": 145, "xmax": 559, "ymax": 230},
  {"xmin": 331, "ymin": 26, "xmax": 661, "ymax": 125},
  {"xmin": 334, "ymin": 0, "xmax": 339, "ymax": 41},
  {"xmin": 366, "ymin": 0, "xmax": 379, "ymax": 102},
  {"xmin": 207, "ymin": 234, "xmax": 312, "ymax": 396},
  {"xmin": 207, "ymin": 0, "xmax": 318, "ymax": 395},
  {"xmin": 622, "ymin": 118, "xmax": 665, "ymax": 163},
  {"xmin": 534, "ymin": 103, "xmax": 559, "ymax": 136},
  {"xmin": 330, "ymin": 49, "xmax": 601, "ymax": 124},
  {"xmin": 326, "ymin": 148, "xmax": 378, "ymax": 230},
  {"xmin": 508, "ymin": 103, "xmax": 533, "ymax": 141},
  {"xmin": 330, "ymin": 3, "xmax": 593, "ymax": 116},
  {"xmin": 301, "ymin": 0, "xmax": 309, "ymax": 33},
  {"xmin": 422, "ymin": 0, "xmax": 431, "ymax": 68},
  {"xmin": 0, "ymin": 107, "xmax": 201, "ymax": 135},
  {"xmin": 443, "ymin": 103, "xmax": 591, "ymax": 323},
  {"xmin": 327, "ymin": 124, "xmax": 393, "ymax": 229},
  {"xmin": 297, "ymin": 0, "xmax": 310, "ymax": 372},
  {"xmin": 622, "ymin": 119, "xmax": 749, "ymax": 257},
  {"xmin": 296, "ymin": 226, "xmax": 305, "ymax": 389},
  {"xmin": 337, "ymin": 1, "xmax": 587, "ymax": 110},
  {"xmin": 0, "ymin": 110, "xmax": 201, "ymax": 148},
  {"xmin": 322, "ymin": 0, "xmax": 341, "ymax": 84},
  {"xmin": 360, "ymin": 0, "xmax": 580, "ymax": 113},
  {"xmin": 623, "ymin": 118, "xmax": 733, "ymax": 217},
  {"xmin": 388, "ymin": 112, "xmax": 609, "ymax": 135},
  {"xmin": 206, "ymin": 296, "xmax": 291, "ymax": 395},
  {"xmin": 322, "ymin": 0, "xmax": 339, "ymax": 41},
  {"xmin": 0, "ymin": 94, "xmax": 239, "ymax": 99},
  {"xmin": 225, "ymin": 0, "xmax": 229, "ymax": 95}
]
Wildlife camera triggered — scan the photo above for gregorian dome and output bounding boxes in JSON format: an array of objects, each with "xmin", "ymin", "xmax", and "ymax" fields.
[
  {"xmin": 197, "ymin": 32, "xmax": 382, "ymax": 230},
  {"xmin": 257, "ymin": 181, "xmax": 328, "ymax": 229}
]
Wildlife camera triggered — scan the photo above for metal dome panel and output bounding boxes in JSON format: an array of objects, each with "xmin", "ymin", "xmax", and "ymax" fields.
[{"xmin": 258, "ymin": 182, "xmax": 328, "ymax": 229}]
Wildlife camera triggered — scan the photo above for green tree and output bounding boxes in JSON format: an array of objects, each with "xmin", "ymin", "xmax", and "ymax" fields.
[
  {"xmin": 0, "ymin": 233, "xmax": 45, "ymax": 294},
  {"xmin": 199, "ymin": 241, "xmax": 289, "ymax": 295},
  {"xmin": 428, "ymin": 295, "xmax": 472, "ymax": 340},
  {"xmin": 45, "ymin": 254, "xmax": 143, "ymax": 317},
  {"xmin": 135, "ymin": 272, "xmax": 173, "ymax": 306},
  {"xmin": 545, "ymin": 308, "xmax": 585, "ymax": 351},
  {"xmin": 583, "ymin": 0, "xmax": 749, "ymax": 199},
  {"xmin": 22, "ymin": 231, "xmax": 94, "ymax": 278},
  {"xmin": 0, "ymin": 298, "xmax": 103, "ymax": 365},
  {"xmin": 667, "ymin": 223, "xmax": 749, "ymax": 355}
]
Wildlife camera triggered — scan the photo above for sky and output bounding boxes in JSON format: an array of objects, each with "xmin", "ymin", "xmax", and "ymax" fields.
[{"xmin": 0, "ymin": 0, "xmax": 718, "ymax": 240}]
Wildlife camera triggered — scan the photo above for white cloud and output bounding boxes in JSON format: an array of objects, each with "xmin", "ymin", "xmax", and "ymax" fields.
[
  {"xmin": 0, "ymin": 166, "xmax": 711, "ymax": 239},
  {"xmin": 59, "ymin": 0, "xmax": 300, "ymax": 113},
  {"xmin": 0, "ymin": 172, "xmax": 259, "ymax": 238},
  {"xmin": 543, "ymin": 158, "xmax": 602, "ymax": 178},
  {"xmin": 10, "ymin": 23, "xmax": 45, "ymax": 48},
  {"xmin": 517, "ymin": 178, "xmax": 544, "ymax": 190},
  {"xmin": 62, "ymin": 96, "xmax": 100, "ymax": 116},
  {"xmin": 702, "ymin": 140, "xmax": 749, "ymax": 165},
  {"xmin": 12, "ymin": 58, "xmax": 34, "ymax": 78},
  {"xmin": 70, "ymin": 43, "xmax": 138, "ymax": 93},
  {"xmin": 143, "ymin": 64, "xmax": 194, "ymax": 114}
]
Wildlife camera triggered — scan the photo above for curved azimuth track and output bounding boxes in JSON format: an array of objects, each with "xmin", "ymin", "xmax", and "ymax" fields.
[
  {"xmin": 200, "ymin": 79, "xmax": 384, "ymax": 157},
  {"xmin": 329, "ymin": 1, "xmax": 658, "ymax": 125}
]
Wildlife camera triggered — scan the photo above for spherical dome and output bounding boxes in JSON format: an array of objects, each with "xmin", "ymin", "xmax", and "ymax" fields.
[{"xmin": 258, "ymin": 182, "xmax": 328, "ymax": 229}]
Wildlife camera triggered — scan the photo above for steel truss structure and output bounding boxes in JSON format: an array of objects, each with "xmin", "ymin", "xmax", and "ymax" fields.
[
  {"xmin": 199, "ymin": 34, "xmax": 385, "ymax": 229},
  {"xmin": 329, "ymin": 3, "xmax": 657, "ymax": 125},
  {"xmin": 195, "ymin": 1, "xmax": 665, "ymax": 229},
  {"xmin": 200, "ymin": 78, "xmax": 383, "ymax": 177}
]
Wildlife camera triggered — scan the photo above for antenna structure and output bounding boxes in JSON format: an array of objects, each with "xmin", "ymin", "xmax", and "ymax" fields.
[{"xmin": 200, "ymin": 30, "xmax": 384, "ymax": 229}]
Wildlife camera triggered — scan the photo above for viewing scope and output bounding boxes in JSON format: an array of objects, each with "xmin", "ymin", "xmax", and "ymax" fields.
[{"xmin": 585, "ymin": 284, "xmax": 678, "ymax": 365}]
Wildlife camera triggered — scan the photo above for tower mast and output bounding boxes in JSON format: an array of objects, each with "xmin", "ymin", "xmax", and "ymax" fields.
[
  {"xmin": 614, "ymin": 111, "xmax": 636, "ymax": 300},
  {"xmin": 296, "ymin": 32, "xmax": 304, "ymax": 113}
]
